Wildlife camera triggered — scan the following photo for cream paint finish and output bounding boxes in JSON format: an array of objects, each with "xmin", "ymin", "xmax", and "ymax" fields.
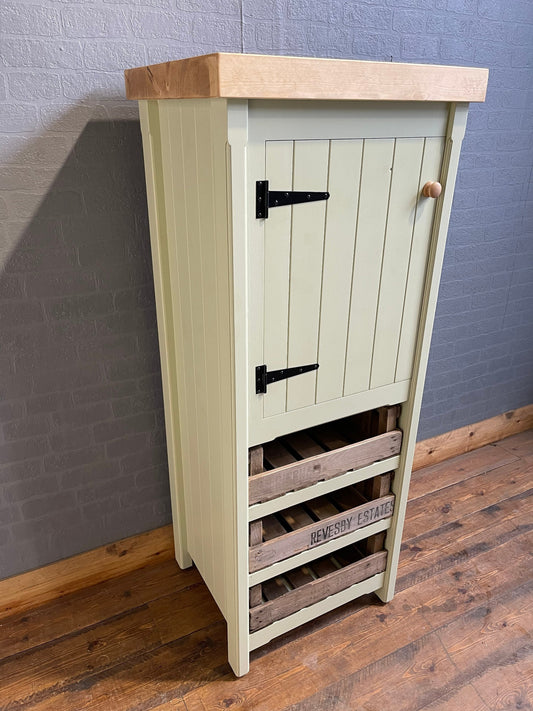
[
  {"xmin": 138, "ymin": 94, "xmax": 470, "ymax": 676},
  {"xmin": 248, "ymin": 103, "xmax": 446, "ymax": 445}
]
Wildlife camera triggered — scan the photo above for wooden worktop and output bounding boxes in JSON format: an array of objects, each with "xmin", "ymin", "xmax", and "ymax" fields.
[{"xmin": 125, "ymin": 52, "xmax": 488, "ymax": 102}]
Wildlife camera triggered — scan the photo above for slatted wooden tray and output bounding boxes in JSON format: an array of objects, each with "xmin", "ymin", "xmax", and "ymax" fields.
[
  {"xmin": 249, "ymin": 543, "xmax": 387, "ymax": 632},
  {"xmin": 249, "ymin": 474, "xmax": 394, "ymax": 574},
  {"xmin": 248, "ymin": 407, "xmax": 402, "ymax": 505}
]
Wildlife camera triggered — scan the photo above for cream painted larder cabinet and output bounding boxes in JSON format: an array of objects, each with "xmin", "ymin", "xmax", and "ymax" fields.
[{"xmin": 125, "ymin": 53, "xmax": 488, "ymax": 676}]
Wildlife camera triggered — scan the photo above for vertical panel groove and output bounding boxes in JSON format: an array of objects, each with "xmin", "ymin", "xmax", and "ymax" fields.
[
  {"xmin": 284, "ymin": 140, "xmax": 296, "ymax": 414},
  {"xmin": 342, "ymin": 138, "xmax": 366, "ymax": 397},
  {"xmin": 314, "ymin": 139, "xmax": 333, "ymax": 404},
  {"xmin": 368, "ymin": 138, "xmax": 397, "ymax": 387}
]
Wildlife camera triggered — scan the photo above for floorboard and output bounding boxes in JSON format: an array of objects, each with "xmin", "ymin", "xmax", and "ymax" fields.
[{"xmin": 0, "ymin": 430, "xmax": 531, "ymax": 711}]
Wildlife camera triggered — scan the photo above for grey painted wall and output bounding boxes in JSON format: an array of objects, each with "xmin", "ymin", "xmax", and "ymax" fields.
[{"xmin": 0, "ymin": 0, "xmax": 532, "ymax": 579}]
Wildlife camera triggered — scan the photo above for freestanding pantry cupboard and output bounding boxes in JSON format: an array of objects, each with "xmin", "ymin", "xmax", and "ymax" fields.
[{"xmin": 125, "ymin": 53, "xmax": 488, "ymax": 676}]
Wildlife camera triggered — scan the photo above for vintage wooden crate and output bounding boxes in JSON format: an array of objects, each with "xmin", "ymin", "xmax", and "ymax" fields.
[
  {"xmin": 250, "ymin": 544, "xmax": 387, "ymax": 632},
  {"xmin": 250, "ymin": 476, "xmax": 394, "ymax": 574},
  {"xmin": 248, "ymin": 407, "xmax": 401, "ymax": 505}
]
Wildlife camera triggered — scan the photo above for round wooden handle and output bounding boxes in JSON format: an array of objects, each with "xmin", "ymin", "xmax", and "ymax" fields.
[{"xmin": 422, "ymin": 181, "xmax": 442, "ymax": 199}]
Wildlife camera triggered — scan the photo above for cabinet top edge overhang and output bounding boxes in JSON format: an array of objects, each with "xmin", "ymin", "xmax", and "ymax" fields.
[{"xmin": 124, "ymin": 52, "xmax": 488, "ymax": 103}]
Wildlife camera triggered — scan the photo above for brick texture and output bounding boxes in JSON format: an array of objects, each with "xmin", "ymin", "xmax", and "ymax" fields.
[{"xmin": 0, "ymin": 0, "xmax": 532, "ymax": 579}]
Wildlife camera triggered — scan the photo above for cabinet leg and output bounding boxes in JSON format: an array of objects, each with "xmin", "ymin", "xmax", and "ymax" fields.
[
  {"xmin": 227, "ymin": 624, "xmax": 250, "ymax": 677},
  {"xmin": 175, "ymin": 548, "xmax": 193, "ymax": 570},
  {"xmin": 169, "ymin": 515, "xmax": 193, "ymax": 569}
]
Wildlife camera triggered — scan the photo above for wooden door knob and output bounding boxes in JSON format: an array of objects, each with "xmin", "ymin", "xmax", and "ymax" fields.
[{"xmin": 422, "ymin": 181, "xmax": 442, "ymax": 198}]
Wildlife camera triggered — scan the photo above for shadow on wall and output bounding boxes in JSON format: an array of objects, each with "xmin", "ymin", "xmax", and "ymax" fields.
[{"xmin": 0, "ymin": 111, "xmax": 172, "ymax": 579}]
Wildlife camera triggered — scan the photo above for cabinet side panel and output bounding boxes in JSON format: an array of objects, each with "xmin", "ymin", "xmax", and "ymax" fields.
[
  {"xmin": 138, "ymin": 101, "xmax": 191, "ymax": 570},
  {"xmin": 158, "ymin": 99, "xmax": 239, "ymax": 619},
  {"xmin": 159, "ymin": 102, "xmax": 203, "ymax": 572}
]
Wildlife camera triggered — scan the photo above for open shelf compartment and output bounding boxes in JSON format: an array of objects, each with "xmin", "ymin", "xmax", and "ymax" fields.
[
  {"xmin": 249, "ymin": 541, "xmax": 388, "ymax": 633},
  {"xmin": 248, "ymin": 405, "xmax": 401, "ymax": 505}
]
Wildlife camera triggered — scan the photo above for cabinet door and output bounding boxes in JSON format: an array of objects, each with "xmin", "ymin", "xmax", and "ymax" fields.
[{"xmin": 247, "ymin": 103, "xmax": 447, "ymax": 444}]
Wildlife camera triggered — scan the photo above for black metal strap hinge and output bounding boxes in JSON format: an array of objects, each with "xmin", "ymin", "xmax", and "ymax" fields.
[
  {"xmin": 256, "ymin": 363, "xmax": 319, "ymax": 394},
  {"xmin": 256, "ymin": 180, "xmax": 329, "ymax": 219}
]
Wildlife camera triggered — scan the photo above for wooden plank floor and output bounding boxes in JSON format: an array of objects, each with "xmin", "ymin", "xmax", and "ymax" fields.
[{"xmin": 0, "ymin": 430, "xmax": 531, "ymax": 711}]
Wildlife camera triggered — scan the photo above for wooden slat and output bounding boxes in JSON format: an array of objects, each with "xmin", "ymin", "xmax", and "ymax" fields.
[
  {"xmin": 280, "ymin": 505, "xmax": 315, "ymax": 530},
  {"xmin": 285, "ymin": 566, "xmax": 316, "ymax": 589},
  {"xmin": 378, "ymin": 405, "xmax": 400, "ymax": 434},
  {"xmin": 248, "ymin": 445, "xmax": 264, "ymax": 477},
  {"xmin": 262, "ymin": 577, "xmax": 292, "ymax": 601},
  {"xmin": 0, "ymin": 525, "xmax": 175, "ymax": 620},
  {"xmin": 281, "ymin": 431, "xmax": 326, "ymax": 459},
  {"xmin": 263, "ymin": 439, "xmax": 298, "ymax": 468},
  {"xmin": 413, "ymin": 405, "xmax": 533, "ymax": 470},
  {"xmin": 249, "ymin": 430, "xmax": 402, "ymax": 505},
  {"xmin": 328, "ymin": 485, "xmax": 367, "ymax": 511},
  {"xmin": 310, "ymin": 556, "xmax": 340, "ymax": 578},
  {"xmin": 309, "ymin": 424, "xmax": 350, "ymax": 450},
  {"xmin": 362, "ymin": 471, "xmax": 392, "ymax": 506},
  {"xmin": 249, "ymin": 445, "xmax": 264, "ymax": 546},
  {"xmin": 250, "ymin": 494, "xmax": 394, "ymax": 572},
  {"xmin": 249, "ymin": 585, "xmax": 263, "ymax": 608},
  {"xmin": 249, "ymin": 551, "xmax": 387, "ymax": 631},
  {"xmin": 263, "ymin": 140, "xmax": 293, "ymax": 417},
  {"xmin": 370, "ymin": 472, "xmax": 392, "ymax": 500},
  {"xmin": 286, "ymin": 139, "xmax": 330, "ymax": 411},
  {"xmin": 370, "ymin": 138, "xmax": 426, "ymax": 389},
  {"xmin": 261, "ymin": 516, "xmax": 287, "ymax": 541},
  {"xmin": 365, "ymin": 405, "xmax": 398, "ymax": 549},
  {"xmin": 344, "ymin": 138, "xmax": 395, "ymax": 396},
  {"xmin": 316, "ymin": 139, "xmax": 363, "ymax": 403},
  {"xmin": 125, "ymin": 53, "xmax": 489, "ymax": 102},
  {"xmin": 305, "ymin": 496, "xmax": 339, "ymax": 520},
  {"xmin": 249, "ymin": 445, "xmax": 264, "ymax": 607},
  {"xmin": 366, "ymin": 532, "xmax": 386, "ymax": 555},
  {"xmin": 395, "ymin": 136, "xmax": 444, "ymax": 383}
]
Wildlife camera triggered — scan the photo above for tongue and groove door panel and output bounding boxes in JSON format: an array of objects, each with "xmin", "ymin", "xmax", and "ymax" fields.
[{"xmin": 251, "ymin": 132, "xmax": 444, "ymax": 444}]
